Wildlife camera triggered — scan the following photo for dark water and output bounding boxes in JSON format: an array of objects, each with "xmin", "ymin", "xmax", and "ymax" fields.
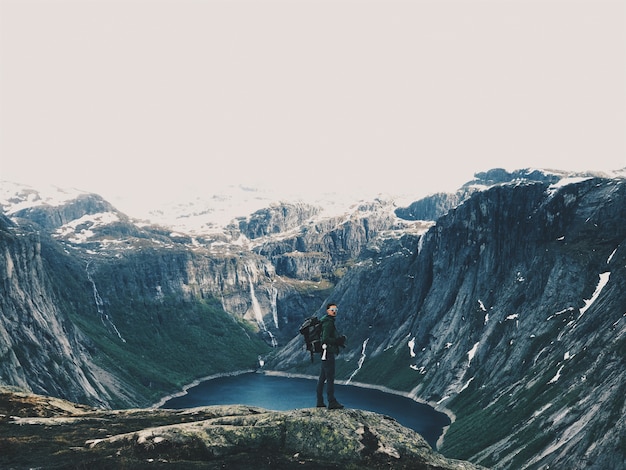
[{"xmin": 161, "ymin": 373, "xmax": 450, "ymax": 449}]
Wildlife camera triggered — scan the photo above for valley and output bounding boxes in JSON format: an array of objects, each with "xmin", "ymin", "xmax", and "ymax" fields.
[{"xmin": 1, "ymin": 168, "xmax": 625, "ymax": 469}]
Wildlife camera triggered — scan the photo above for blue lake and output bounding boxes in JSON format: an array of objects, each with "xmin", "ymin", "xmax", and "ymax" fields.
[{"xmin": 161, "ymin": 372, "xmax": 450, "ymax": 449}]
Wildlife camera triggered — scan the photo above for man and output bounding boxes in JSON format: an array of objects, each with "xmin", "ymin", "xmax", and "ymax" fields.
[{"xmin": 316, "ymin": 303, "xmax": 346, "ymax": 409}]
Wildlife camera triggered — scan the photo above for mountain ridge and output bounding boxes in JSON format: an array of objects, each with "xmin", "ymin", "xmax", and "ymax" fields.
[{"xmin": 1, "ymin": 167, "xmax": 625, "ymax": 469}]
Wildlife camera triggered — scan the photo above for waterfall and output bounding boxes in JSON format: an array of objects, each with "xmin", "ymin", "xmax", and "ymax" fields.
[
  {"xmin": 268, "ymin": 285, "xmax": 279, "ymax": 328},
  {"xmin": 244, "ymin": 264, "xmax": 277, "ymax": 347},
  {"xmin": 85, "ymin": 261, "xmax": 126, "ymax": 343},
  {"xmin": 417, "ymin": 234, "xmax": 425, "ymax": 255},
  {"xmin": 245, "ymin": 264, "xmax": 266, "ymax": 330},
  {"xmin": 346, "ymin": 338, "xmax": 369, "ymax": 384}
]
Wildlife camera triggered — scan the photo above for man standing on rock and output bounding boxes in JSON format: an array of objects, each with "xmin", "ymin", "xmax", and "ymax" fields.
[{"xmin": 316, "ymin": 303, "xmax": 346, "ymax": 409}]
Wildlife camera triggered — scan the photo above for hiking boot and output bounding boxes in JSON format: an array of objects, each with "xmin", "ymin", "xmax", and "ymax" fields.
[
  {"xmin": 316, "ymin": 401, "xmax": 327, "ymax": 408},
  {"xmin": 328, "ymin": 400, "xmax": 344, "ymax": 410}
]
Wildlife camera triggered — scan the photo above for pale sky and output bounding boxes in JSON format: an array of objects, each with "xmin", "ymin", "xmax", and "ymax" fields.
[{"xmin": 1, "ymin": 0, "xmax": 625, "ymax": 217}]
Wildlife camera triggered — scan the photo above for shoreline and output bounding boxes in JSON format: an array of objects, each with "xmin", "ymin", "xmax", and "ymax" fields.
[
  {"xmin": 150, "ymin": 369, "xmax": 255, "ymax": 408},
  {"xmin": 154, "ymin": 368, "xmax": 456, "ymax": 450}
]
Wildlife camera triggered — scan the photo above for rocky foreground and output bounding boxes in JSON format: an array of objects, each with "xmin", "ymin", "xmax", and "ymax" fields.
[{"xmin": 0, "ymin": 388, "xmax": 484, "ymax": 469}]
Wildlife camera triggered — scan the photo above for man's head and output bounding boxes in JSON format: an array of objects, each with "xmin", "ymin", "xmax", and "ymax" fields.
[{"xmin": 326, "ymin": 303, "xmax": 338, "ymax": 316}]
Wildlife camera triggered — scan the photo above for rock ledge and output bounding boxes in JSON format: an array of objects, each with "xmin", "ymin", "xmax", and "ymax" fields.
[{"xmin": 1, "ymin": 389, "xmax": 485, "ymax": 469}]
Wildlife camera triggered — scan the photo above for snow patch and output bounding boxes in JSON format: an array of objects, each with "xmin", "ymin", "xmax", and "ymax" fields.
[
  {"xmin": 547, "ymin": 177, "xmax": 592, "ymax": 195},
  {"xmin": 607, "ymin": 248, "xmax": 617, "ymax": 264},
  {"xmin": 467, "ymin": 342, "xmax": 479, "ymax": 367},
  {"xmin": 55, "ymin": 212, "xmax": 120, "ymax": 243},
  {"xmin": 459, "ymin": 377, "xmax": 474, "ymax": 392},
  {"xmin": 532, "ymin": 403, "xmax": 552, "ymax": 417},
  {"xmin": 436, "ymin": 395, "xmax": 450, "ymax": 405},
  {"xmin": 408, "ymin": 337, "xmax": 416, "ymax": 358},
  {"xmin": 409, "ymin": 365, "xmax": 426, "ymax": 374},
  {"xmin": 548, "ymin": 365, "xmax": 564, "ymax": 384},
  {"xmin": 0, "ymin": 181, "xmax": 88, "ymax": 214},
  {"xmin": 579, "ymin": 272, "xmax": 610, "ymax": 316}
]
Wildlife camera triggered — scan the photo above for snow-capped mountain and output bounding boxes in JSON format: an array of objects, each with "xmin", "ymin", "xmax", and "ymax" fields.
[{"xmin": 1, "ymin": 168, "xmax": 625, "ymax": 469}]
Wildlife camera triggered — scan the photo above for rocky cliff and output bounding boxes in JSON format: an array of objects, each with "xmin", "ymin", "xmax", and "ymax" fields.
[
  {"xmin": 0, "ymin": 387, "xmax": 485, "ymax": 469},
  {"xmin": 268, "ymin": 175, "xmax": 626, "ymax": 469},
  {"xmin": 0, "ymin": 215, "xmax": 139, "ymax": 407},
  {"xmin": 0, "ymin": 191, "xmax": 274, "ymax": 407}
]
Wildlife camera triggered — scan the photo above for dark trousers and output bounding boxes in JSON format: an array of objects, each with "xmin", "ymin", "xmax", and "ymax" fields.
[{"xmin": 316, "ymin": 353, "xmax": 336, "ymax": 403}]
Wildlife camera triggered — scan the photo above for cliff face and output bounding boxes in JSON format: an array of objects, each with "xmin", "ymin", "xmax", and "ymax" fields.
[
  {"xmin": 0, "ymin": 218, "xmax": 138, "ymax": 407},
  {"xmin": 250, "ymin": 198, "xmax": 426, "ymax": 280},
  {"xmin": 0, "ymin": 387, "xmax": 485, "ymax": 470},
  {"xmin": 0, "ymin": 198, "xmax": 275, "ymax": 407},
  {"xmin": 235, "ymin": 202, "xmax": 322, "ymax": 239},
  {"xmin": 269, "ymin": 177, "xmax": 626, "ymax": 469}
]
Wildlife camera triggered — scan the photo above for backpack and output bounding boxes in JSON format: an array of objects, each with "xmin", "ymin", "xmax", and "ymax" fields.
[{"xmin": 298, "ymin": 316, "xmax": 323, "ymax": 362}]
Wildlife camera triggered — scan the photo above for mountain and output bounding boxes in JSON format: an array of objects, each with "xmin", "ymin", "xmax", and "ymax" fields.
[
  {"xmin": 0, "ymin": 183, "xmax": 274, "ymax": 407},
  {"xmin": 1, "ymin": 168, "xmax": 625, "ymax": 469},
  {"xmin": 267, "ymin": 171, "xmax": 626, "ymax": 469}
]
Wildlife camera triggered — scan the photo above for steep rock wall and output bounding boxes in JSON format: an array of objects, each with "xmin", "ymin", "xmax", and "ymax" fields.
[
  {"xmin": 268, "ymin": 178, "xmax": 626, "ymax": 469},
  {"xmin": 0, "ymin": 221, "xmax": 137, "ymax": 407},
  {"xmin": 0, "ymin": 217, "xmax": 274, "ymax": 407}
]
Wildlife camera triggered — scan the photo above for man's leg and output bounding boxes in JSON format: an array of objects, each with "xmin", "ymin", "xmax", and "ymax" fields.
[
  {"xmin": 326, "ymin": 355, "xmax": 336, "ymax": 402},
  {"xmin": 326, "ymin": 355, "xmax": 344, "ymax": 409},
  {"xmin": 316, "ymin": 364, "xmax": 327, "ymax": 407}
]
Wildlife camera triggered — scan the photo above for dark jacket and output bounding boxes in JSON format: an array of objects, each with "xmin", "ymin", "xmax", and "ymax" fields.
[{"xmin": 320, "ymin": 314, "xmax": 342, "ymax": 355}]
